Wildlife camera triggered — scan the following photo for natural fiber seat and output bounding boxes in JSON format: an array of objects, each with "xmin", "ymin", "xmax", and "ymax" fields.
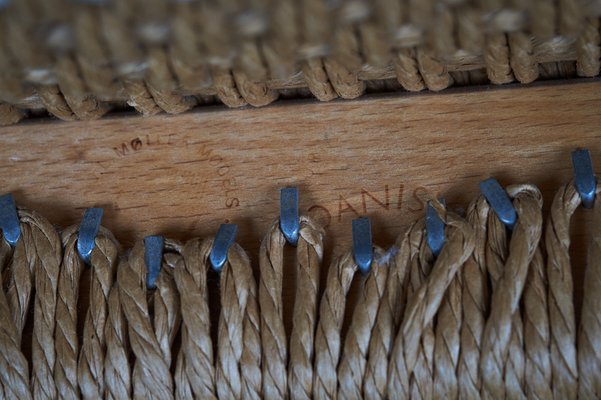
[{"xmin": 0, "ymin": 0, "xmax": 599, "ymax": 124}]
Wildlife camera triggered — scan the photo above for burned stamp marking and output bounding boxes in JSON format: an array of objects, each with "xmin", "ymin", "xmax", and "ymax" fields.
[
  {"xmin": 109, "ymin": 134, "xmax": 440, "ymax": 222},
  {"xmin": 111, "ymin": 133, "xmax": 240, "ymax": 209},
  {"xmin": 307, "ymin": 184, "xmax": 437, "ymax": 228},
  {"xmin": 113, "ymin": 133, "xmax": 179, "ymax": 157}
]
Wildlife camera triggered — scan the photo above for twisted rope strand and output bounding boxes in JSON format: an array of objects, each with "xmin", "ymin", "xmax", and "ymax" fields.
[
  {"xmin": 77, "ymin": 230, "xmax": 120, "ymax": 399},
  {"xmin": 103, "ymin": 277, "xmax": 131, "ymax": 400},
  {"xmin": 169, "ymin": 1, "xmax": 211, "ymax": 93},
  {"xmin": 433, "ymin": 273, "xmax": 462, "ymax": 400},
  {"xmin": 173, "ymin": 238, "xmax": 216, "ymax": 399},
  {"xmin": 458, "ymin": 197, "xmax": 490, "ymax": 400},
  {"xmin": 312, "ymin": 251, "xmax": 358, "ymax": 399},
  {"xmin": 54, "ymin": 227, "xmax": 87, "ymax": 400},
  {"xmin": 480, "ymin": 185, "xmax": 543, "ymax": 400},
  {"xmin": 99, "ymin": 2, "xmax": 161, "ymax": 116},
  {"xmin": 388, "ymin": 205, "xmax": 475, "ymax": 400},
  {"xmin": 524, "ymin": 247, "xmax": 552, "ymax": 399},
  {"xmin": 576, "ymin": 18, "xmax": 600, "ymax": 77},
  {"xmin": 7, "ymin": 178, "xmax": 601, "ymax": 398},
  {"xmin": 357, "ymin": 0, "xmax": 395, "ymax": 67},
  {"xmin": 288, "ymin": 216, "xmax": 325, "ymax": 400},
  {"xmin": 152, "ymin": 252, "xmax": 182, "ymax": 390},
  {"xmin": 74, "ymin": 4, "xmax": 125, "ymax": 99},
  {"xmin": 25, "ymin": 210, "xmax": 63, "ymax": 400},
  {"xmin": 337, "ymin": 247, "xmax": 390, "ymax": 399},
  {"xmin": 54, "ymin": 225, "xmax": 119, "ymax": 400},
  {"xmin": 325, "ymin": 25, "xmax": 365, "ymax": 99},
  {"xmin": 0, "ymin": 103, "xmax": 24, "ymax": 126},
  {"xmin": 363, "ymin": 221, "xmax": 416, "ymax": 399},
  {"xmin": 386, "ymin": 219, "xmax": 434, "ymax": 399},
  {"xmin": 301, "ymin": 58, "xmax": 338, "ymax": 102},
  {"xmin": 262, "ymin": 0, "xmax": 298, "ymax": 79},
  {"xmin": 259, "ymin": 220, "xmax": 288, "ymax": 399},
  {"xmin": 216, "ymin": 242, "xmax": 262, "ymax": 399},
  {"xmin": 578, "ymin": 181, "xmax": 601, "ymax": 398},
  {"xmin": 259, "ymin": 215, "xmax": 326, "ymax": 400},
  {"xmin": 509, "ymin": 32, "xmax": 539, "ymax": 84},
  {"xmin": 408, "ymin": 226, "xmax": 436, "ymax": 400},
  {"xmin": 5, "ymin": 221, "xmax": 35, "ymax": 338},
  {"xmin": 0, "ymin": 236, "xmax": 30, "ymax": 400},
  {"xmin": 505, "ymin": 312, "xmax": 526, "ymax": 399},
  {"xmin": 545, "ymin": 181, "xmax": 582, "ymax": 400},
  {"xmin": 118, "ymin": 239, "xmax": 182, "ymax": 399},
  {"xmin": 394, "ymin": 48, "xmax": 426, "ymax": 92}
]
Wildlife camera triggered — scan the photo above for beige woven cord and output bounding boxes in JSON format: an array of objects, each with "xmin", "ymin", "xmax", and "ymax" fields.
[
  {"xmin": 578, "ymin": 179, "xmax": 601, "ymax": 399},
  {"xmin": 6, "ymin": 177, "xmax": 601, "ymax": 398},
  {"xmin": 312, "ymin": 245, "xmax": 389, "ymax": 400},
  {"xmin": 457, "ymin": 196, "xmax": 490, "ymax": 400},
  {"xmin": 54, "ymin": 224, "xmax": 120, "ymax": 400},
  {"xmin": 543, "ymin": 177, "xmax": 601, "ymax": 399},
  {"xmin": 479, "ymin": 185, "xmax": 544, "ymax": 399},
  {"xmin": 0, "ymin": 1, "xmax": 600, "ymax": 123},
  {"xmin": 172, "ymin": 238, "xmax": 217, "ymax": 399},
  {"xmin": 1, "ymin": 207, "xmax": 63, "ymax": 399},
  {"xmin": 216, "ymin": 241, "xmax": 262, "ymax": 400},
  {"xmin": 387, "ymin": 201, "xmax": 475, "ymax": 400},
  {"xmin": 546, "ymin": 181, "xmax": 585, "ymax": 399},
  {"xmin": 258, "ymin": 216, "xmax": 325, "ymax": 400},
  {"xmin": 117, "ymin": 238, "xmax": 183, "ymax": 399},
  {"xmin": 362, "ymin": 221, "xmax": 415, "ymax": 399}
]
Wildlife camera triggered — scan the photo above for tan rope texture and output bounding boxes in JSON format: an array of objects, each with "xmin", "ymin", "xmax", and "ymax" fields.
[
  {"xmin": 0, "ymin": 1, "xmax": 601, "ymax": 125},
  {"xmin": 56, "ymin": 224, "xmax": 120, "ymax": 400},
  {"xmin": 2, "ymin": 179, "xmax": 601, "ymax": 398}
]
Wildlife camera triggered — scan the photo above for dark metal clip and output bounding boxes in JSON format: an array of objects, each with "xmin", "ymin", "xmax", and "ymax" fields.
[
  {"xmin": 426, "ymin": 199, "xmax": 446, "ymax": 257},
  {"xmin": 77, "ymin": 208, "xmax": 103, "ymax": 264},
  {"xmin": 480, "ymin": 178, "xmax": 517, "ymax": 230},
  {"xmin": 209, "ymin": 224, "xmax": 238, "ymax": 272},
  {"xmin": 572, "ymin": 148, "xmax": 596, "ymax": 209},
  {"xmin": 0, "ymin": 193, "xmax": 21, "ymax": 246},
  {"xmin": 280, "ymin": 187, "xmax": 300, "ymax": 246},
  {"xmin": 352, "ymin": 217, "xmax": 373, "ymax": 275},
  {"xmin": 144, "ymin": 235, "xmax": 164, "ymax": 289}
]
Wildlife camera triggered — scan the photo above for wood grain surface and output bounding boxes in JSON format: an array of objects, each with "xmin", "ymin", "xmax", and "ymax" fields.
[{"xmin": 1, "ymin": 79, "xmax": 600, "ymax": 288}]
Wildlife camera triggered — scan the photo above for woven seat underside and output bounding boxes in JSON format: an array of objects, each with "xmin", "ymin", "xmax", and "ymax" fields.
[{"xmin": 0, "ymin": 0, "xmax": 600, "ymax": 124}]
